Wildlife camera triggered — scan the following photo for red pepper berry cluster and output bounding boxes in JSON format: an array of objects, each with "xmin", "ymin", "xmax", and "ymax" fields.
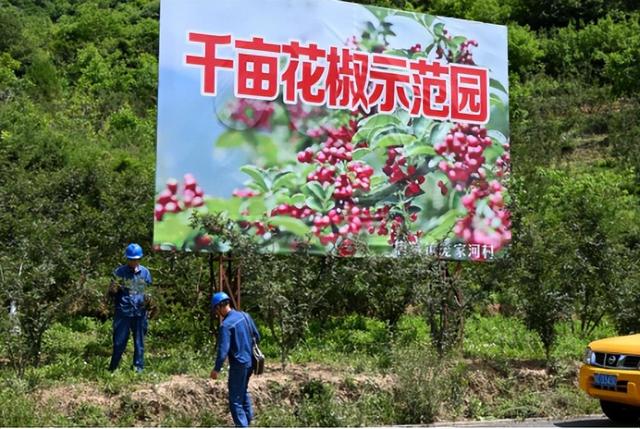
[
  {"xmin": 271, "ymin": 204, "xmax": 315, "ymax": 219},
  {"xmin": 454, "ymin": 180, "xmax": 511, "ymax": 255},
  {"xmin": 155, "ymin": 174, "xmax": 205, "ymax": 221},
  {"xmin": 337, "ymin": 238, "xmax": 357, "ymax": 257},
  {"xmin": 409, "ymin": 43, "xmax": 422, "ymax": 54},
  {"xmin": 311, "ymin": 203, "xmax": 377, "ymax": 245},
  {"xmin": 389, "ymin": 214, "xmax": 423, "ymax": 245},
  {"xmin": 452, "ymin": 39, "xmax": 478, "ymax": 65},
  {"xmin": 287, "ymin": 104, "xmax": 330, "ymax": 135},
  {"xmin": 306, "ymin": 165, "xmax": 337, "ymax": 185},
  {"xmin": 195, "ymin": 234, "xmax": 213, "ymax": 249},
  {"xmin": 299, "ymin": 123, "xmax": 356, "ymax": 165},
  {"xmin": 496, "ymin": 142, "xmax": 511, "ymax": 178},
  {"xmin": 345, "ymin": 35, "xmax": 360, "ymax": 50},
  {"xmin": 435, "ymin": 123, "xmax": 492, "ymax": 189},
  {"xmin": 228, "ymin": 98, "xmax": 274, "ymax": 131},
  {"xmin": 347, "ymin": 161, "xmax": 374, "ymax": 191},
  {"xmin": 382, "ymin": 148, "xmax": 425, "ymax": 197},
  {"xmin": 232, "ymin": 188, "xmax": 260, "ymax": 198},
  {"xmin": 435, "ymin": 30, "xmax": 477, "ymax": 65}
]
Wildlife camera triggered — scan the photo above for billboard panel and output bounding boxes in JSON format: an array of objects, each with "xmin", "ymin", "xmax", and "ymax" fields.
[{"xmin": 154, "ymin": 0, "xmax": 510, "ymax": 260}]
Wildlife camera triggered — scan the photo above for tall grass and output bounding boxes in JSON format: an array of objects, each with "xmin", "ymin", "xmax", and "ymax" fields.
[{"xmin": 0, "ymin": 313, "xmax": 613, "ymax": 426}]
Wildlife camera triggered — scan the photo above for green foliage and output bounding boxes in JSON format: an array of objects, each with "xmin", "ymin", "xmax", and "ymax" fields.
[
  {"xmin": 392, "ymin": 342, "xmax": 468, "ymax": 423},
  {"xmin": 426, "ymin": 0, "xmax": 512, "ymax": 24},
  {"xmin": 552, "ymin": 318, "xmax": 617, "ymax": 361},
  {"xmin": 393, "ymin": 314, "xmax": 429, "ymax": 346},
  {"xmin": 464, "ymin": 314, "xmax": 545, "ymax": 360},
  {"xmin": 544, "ymin": 13, "xmax": 640, "ymax": 94},
  {"xmin": 508, "ymin": 24, "xmax": 544, "ymax": 77},
  {"xmin": 505, "ymin": 166, "xmax": 639, "ymax": 359},
  {"xmin": 161, "ymin": 410, "xmax": 225, "ymax": 427},
  {"xmin": 241, "ymin": 252, "xmax": 329, "ymax": 368},
  {"xmin": 312, "ymin": 314, "xmax": 389, "ymax": 354}
]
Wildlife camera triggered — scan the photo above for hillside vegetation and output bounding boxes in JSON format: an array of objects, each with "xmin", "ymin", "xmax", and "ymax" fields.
[{"xmin": 1, "ymin": 0, "xmax": 639, "ymax": 426}]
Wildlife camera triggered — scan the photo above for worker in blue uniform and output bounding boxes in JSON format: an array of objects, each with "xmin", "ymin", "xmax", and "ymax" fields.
[
  {"xmin": 108, "ymin": 243, "xmax": 152, "ymax": 373},
  {"xmin": 210, "ymin": 292, "xmax": 260, "ymax": 427}
]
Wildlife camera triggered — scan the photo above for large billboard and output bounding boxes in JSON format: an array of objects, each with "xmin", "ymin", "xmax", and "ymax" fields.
[{"xmin": 154, "ymin": 0, "xmax": 510, "ymax": 260}]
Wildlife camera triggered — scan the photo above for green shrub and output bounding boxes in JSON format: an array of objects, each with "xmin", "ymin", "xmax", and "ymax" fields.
[
  {"xmin": 162, "ymin": 410, "xmax": 225, "ymax": 427},
  {"xmin": 392, "ymin": 342, "xmax": 468, "ymax": 423},
  {"xmin": 464, "ymin": 315, "xmax": 545, "ymax": 360},
  {"xmin": 393, "ymin": 314, "xmax": 429, "ymax": 347},
  {"xmin": 254, "ymin": 405, "xmax": 299, "ymax": 427},
  {"xmin": 296, "ymin": 379, "xmax": 342, "ymax": 427},
  {"xmin": 69, "ymin": 403, "xmax": 110, "ymax": 426},
  {"xmin": 319, "ymin": 314, "xmax": 389, "ymax": 354},
  {"xmin": 0, "ymin": 385, "xmax": 67, "ymax": 426},
  {"xmin": 551, "ymin": 319, "xmax": 617, "ymax": 361}
]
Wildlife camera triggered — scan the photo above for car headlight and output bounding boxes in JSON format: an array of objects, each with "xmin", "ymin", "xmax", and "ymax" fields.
[{"xmin": 584, "ymin": 347, "xmax": 593, "ymax": 365}]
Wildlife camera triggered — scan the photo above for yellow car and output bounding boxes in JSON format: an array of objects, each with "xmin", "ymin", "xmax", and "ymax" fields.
[{"xmin": 580, "ymin": 334, "xmax": 640, "ymax": 424}]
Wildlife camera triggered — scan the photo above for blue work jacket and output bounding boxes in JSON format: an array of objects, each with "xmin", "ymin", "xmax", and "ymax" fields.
[
  {"xmin": 214, "ymin": 309, "xmax": 260, "ymax": 371},
  {"xmin": 112, "ymin": 264, "xmax": 152, "ymax": 317}
]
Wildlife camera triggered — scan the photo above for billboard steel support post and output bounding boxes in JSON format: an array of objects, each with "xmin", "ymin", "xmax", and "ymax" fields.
[{"xmin": 216, "ymin": 255, "xmax": 241, "ymax": 310}]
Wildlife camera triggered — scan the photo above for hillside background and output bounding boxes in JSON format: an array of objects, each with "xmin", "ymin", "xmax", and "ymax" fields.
[{"xmin": 1, "ymin": 0, "xmax": 639, "ymax": 426}]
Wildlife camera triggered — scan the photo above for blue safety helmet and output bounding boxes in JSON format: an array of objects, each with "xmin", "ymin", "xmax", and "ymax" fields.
[
  {"xmin": 124, "ymin": 243, "xmax": 144, "ymax": 260},
  {"xmin": 211, "ymin": 291, "xmax": 230, "ymax": 309}
]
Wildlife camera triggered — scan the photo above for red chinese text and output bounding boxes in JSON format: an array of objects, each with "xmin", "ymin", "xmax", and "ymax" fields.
[{"xmin": 184, "ymin": 32, "xmax": 491, "ymax": 123}]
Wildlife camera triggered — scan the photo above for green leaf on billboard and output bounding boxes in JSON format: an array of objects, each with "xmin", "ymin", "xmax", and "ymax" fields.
[
  {"xmin": 154, "ymin": 213, "xmax": 193, "ymax": 247},
  {"xmin": 305, "ymin": 196, "xmax": 324, "ymax": 213},
  {"xmin": 488, "ymin": 130, "xmax": 508, "ymax": 145},
  {"xmin": 411, "ymin": 12, "xmax": 435, "ymax": 30},
  {"xmin": 366, "ymin": 21, "xmax": 376, "ymax": 33},
  {"xmin": 433, "ymin": 23, "xmax": 445, "ymax": 37},
  {"xmin": 375, "ymin": 133, "xmax": 416, "ymax": 149},
  {"xmin": 253, "ymin": 134, "xmax": 279, "ymax": 165},
  {"xmin": 412, "ymin": 117, "xmax": 436, "ymax": 139},
  {"xmin": 425, "ymin": 209, "xmax": 460, "ymax": 241},
  {"xmin": 352, "ymin": 148, "xmax": 371, "ymax": 160},
  {"xmin": 269, "ymin": 216, "xmax": 311, "ymax": 236},
  {"xmin": 487, "ymin": 94, "xmax": 509, "ymax": 137},
  {"xmin": 290, "ymin": 193, "xmax": 306, "ymax": 207},
  {"xmin": 451, "ymin": 36, "xmax": 467, "ymax": 46},
  {"xmin": 367, "ymin": 125, "xmax": 397, "ymax": 146},
  {"xmin": 304, "ymin": 181, "xmax": 326, "ymax": 201},
  {"xmin": 406, "ymin": 144, "xmax": 436, "ymax": 157},
  {"xmin": 423, "ymin": 42, "xmax": 436, "ymax": 55},
  {"xmin": 359, "ymin": 113, "xmax": 403, "ymax": 129},
  {"xmin": 206, "ymin": 197, "xmax": 243, "ymax": 218},
  {"xmin": 353, "ymin": 122, "xmax": 402, "ymax": 143},
  {"xmin": 272, "ymin": 171, "xmax": 295, "ymax": 191},
  {"xmin": 490, "ymin": 78, "xmax": 508, "ymax": 94},
  {"xmin": 483, "ymin": 137, "xmax": 506, "ymax": 165},
  {"xmin": 242, "ymin": 197, "xmax": 267, "ymax": 220},
  {"xmin": 240, "ymin": 165, "xmax": 269, "ymax": 192},
  {"xmin": 429, "ymin": 122, "xmax": 454, "ymax": 146},
  {"xmin": 216, "ymin": 131, "xmax": 245, "ymax": 148}
]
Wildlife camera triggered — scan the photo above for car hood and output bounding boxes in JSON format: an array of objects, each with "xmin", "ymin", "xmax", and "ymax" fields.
[{"xmin": 590, "ymin": 334, "xmax": 640, "ymax": 354}]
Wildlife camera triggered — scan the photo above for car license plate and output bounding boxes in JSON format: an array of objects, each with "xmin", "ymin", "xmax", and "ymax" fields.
[{"xmin": 594, "ymin": 373, "xmax": 618, "ymax": 388}]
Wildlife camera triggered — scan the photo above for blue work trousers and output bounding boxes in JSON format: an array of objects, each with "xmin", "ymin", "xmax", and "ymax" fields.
[
  {"xmin": 228, "ymin": 365, "xmax": 254, "ymax": 427},
  {"xmin": 109, "ymin": 312, "xmax": 147, "ymax": 371}
]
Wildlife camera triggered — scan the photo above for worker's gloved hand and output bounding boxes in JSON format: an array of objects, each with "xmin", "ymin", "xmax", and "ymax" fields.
[
  {"xmin": 108, "ymin": 280, "xmax": 120, "ymax": 296},
  {"xmin": 144, "ymin": 295, "xmax": 158, "ymax": 319}
]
